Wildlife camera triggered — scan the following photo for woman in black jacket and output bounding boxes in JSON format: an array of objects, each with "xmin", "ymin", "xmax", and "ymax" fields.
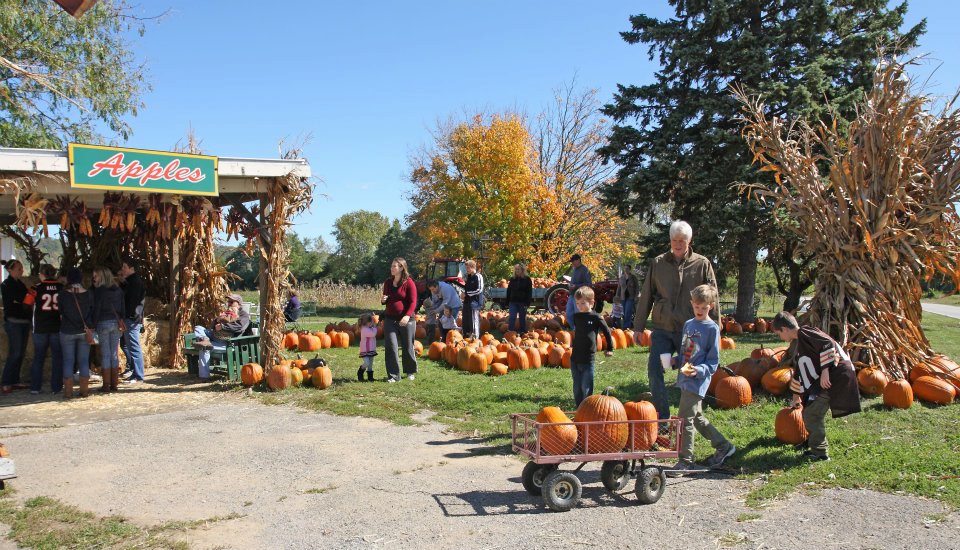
[
  {"xmin": 58, "ymin": 268, "xmax": 94, "ymax": 398},
  {"xmin": 506, "ymin": 263, "xmax": 532, "ymax": 333},
  {"xmin": 1, "ymin": 259, "xmax": 31, "ymax": 394}
]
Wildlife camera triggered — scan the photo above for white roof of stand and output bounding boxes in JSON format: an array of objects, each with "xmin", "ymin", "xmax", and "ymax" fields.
[{"xmin": 0, "ymin": 147, "xmax": 311, "ymax": 221}]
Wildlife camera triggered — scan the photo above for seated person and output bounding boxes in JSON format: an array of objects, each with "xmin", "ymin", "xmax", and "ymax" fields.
[
  {"xmin": 284, "ymin": 290, "xmax": 302, "ymax": 322},
  {"xmin": 192, "ymin": 294, "xmax": 251, "ymax": 379}
]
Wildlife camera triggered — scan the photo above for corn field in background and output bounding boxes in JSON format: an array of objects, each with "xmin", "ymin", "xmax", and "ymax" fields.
[{"xmin": 297, "ymin": 280, "xmax": 383, "ymax": 310}]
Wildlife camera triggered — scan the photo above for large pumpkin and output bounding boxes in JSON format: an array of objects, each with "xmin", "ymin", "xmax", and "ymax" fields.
[
  {"xmin": 536, "ymin": 406, "xmax": 577, "ymax": 455},
  {"xmin": 428, "ymin": 341, "xmax": 446, "ymax": 361},
  {"xmin": 639, "ymin": 329, "xmax": 652, "ymax": 347},
  {"xmin": 624, "ymin": 400, "xmax": 658, "ymax": 451},
  {"xmin": 524, "ymin": 347, "xmax": 542, "ymax": 369},
  {"xmin": 240, "ymin": 362, "xmax": 264, "ymax": 386},
  {"xmin": 574, "ymin": 393, "xmax": 628, "ymax": 454},
  {"xmin": 298, "ymin": 333, "xmax": 321, "ymax": 352},
  {"xmin": 267, "ymin": 364, "xmax": 293, "ymax": 392},
  {"xmin": 715, "ymin": 375, "xmax": 752, "ymax": 409},
  {"xmin": 318, "ymin": 332, "xmax": 332, "ymax": 349},
  {"xmin": 735, "ymin": 358, "xmax": 767, "ymax": 389},
  {"xmin": 761, "ymin": 367, "xmax": 793, "ymax": 396},
  {"xmin": 445, "ymin": 330, "xmax": 463, "ymax": 345},
  {"xmin": 913, "ymin": 376, "xmax": 956, "ymax": 405},
  {"xmin": 774, "ymin": 405, "xmax": 808, "ymax": 444},
  {"xmin": 467, "ymin": 351, "xmax": 489, "ymax": 374},
  {"xmin": 554, "ymin": 331, "xmax": 572, "ymax": 346},
  {"xmin": 928, "ymin": 355, "xmax": 960, "ymax": 395},
  {"xmin": 311, "ymin": 364, "xmax": 333, "ymax": 389},
  {"xmin": 709, "ymin": 365, "xmax": 735, "ymax": 395},
  {"xmin": 547, "ymin": 345, "xmax": 565, "ymax": 367},
  {"xmin": 883, "ymin": 379, "xmax": 913, "ymax": 409},
  {"xmin": 719, "ymin": 337, "xmax": 736, "ymax": 350},
  {"xmin": 507, "ymin": 348, "xmax": 529, "ymax": 371},
  {"xmin": 857, "ymin": 367, "xmax": 888, "ymax": 396}
]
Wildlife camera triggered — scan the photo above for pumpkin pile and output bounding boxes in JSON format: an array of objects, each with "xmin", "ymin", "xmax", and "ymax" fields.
[
  {"xmin": 708, "ymin": 344, "xmax": 790, "ymax": 408},
  {"xmin": 494, "ymin": 277, "xmax": 561, "ymax": 289},
  {"xmin": 244, "ymin": 355, "xmax": 334, "ymax": 392},
  {"xmin": 534, "ymin": 393, "xmax": 663, "ymax": 455},
  {"xmin": 427, "ymin": 330, "xmax": 572, "ymax": 376}
]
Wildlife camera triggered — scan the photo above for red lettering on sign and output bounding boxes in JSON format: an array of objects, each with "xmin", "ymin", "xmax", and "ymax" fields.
[{"xmin": 84, "ymin": 152, "xmax": 208, "ymax": 186}]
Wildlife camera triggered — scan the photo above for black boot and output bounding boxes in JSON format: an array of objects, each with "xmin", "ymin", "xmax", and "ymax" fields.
[
  {"xmin": 357, "ymin": 367, "xmax": 364, "ymax": 382},
  {"xmin": 366, "ymin": 370, "xmax": 374, "ymax": 382}
]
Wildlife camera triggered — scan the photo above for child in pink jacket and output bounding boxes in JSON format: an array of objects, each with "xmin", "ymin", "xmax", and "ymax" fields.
[{"xmin": 357, "ymin": 313, "xmax": 378, "ymax": 382}]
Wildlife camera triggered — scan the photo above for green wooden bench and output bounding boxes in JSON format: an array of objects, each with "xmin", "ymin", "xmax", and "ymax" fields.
[
  {"xmin": 183, "ymin": 322, "xmax": 260, "ymax": 382},
  {"xmin": 300, "ymin": 301, "xmax": 318, "ymax": 317}
]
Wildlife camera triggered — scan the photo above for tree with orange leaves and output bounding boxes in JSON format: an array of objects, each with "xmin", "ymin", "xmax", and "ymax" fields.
[{"xmin": 408, "ymin": 85, "xmax": 637, "ymax": 279}]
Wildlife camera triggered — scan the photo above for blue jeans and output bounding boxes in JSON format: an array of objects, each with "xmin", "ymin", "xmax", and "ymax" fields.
[
  {"xmin": 622, "ymin": 298, "xmax": 636, "ymax": 329},
  {"xmin": 194, "ymin": 326, "xmax": 227, "ymax": 379},
  {"xmin": 571, "ymin": 360, "xmax": 595, "ymax": 407},
  {"xmin": 30, "ymin": 332, "xmax": 63, "ymax": 393},
  {"xmin": 97, "ymin": 321, "xmax": 122, "ymax": 370},
  {"xmin": 60, "ymin": 332, "xmax": 91, "ymax": 379},
  {"xmin": 648, "ymin": 329, "xmax": 682, "ymax": 420},
  {"xmin": 2, "ymin": 320, "xmax": 30, "ymax": 386},
  {"xmin": 121, "ymin": 319, "xmax": 145, "ymax": 380},
  {"xmin": 565, "ymin": 293, "xmax": 577, "ymax": 331},
  {"xmin": 507, "ymin": 302, "xmax": 528, "ymax": 333}
]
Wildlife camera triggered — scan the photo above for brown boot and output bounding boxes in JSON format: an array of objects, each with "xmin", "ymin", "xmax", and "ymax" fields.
[
  {"xmin": 110, "ymin": 368, "xmax": 120, "ymax": 392},
  {"xmin": 100, "ymin": 369, "xmax": 112, "ymax": 393},
  {"xmin": 63, "ymin": 378, "xmax": 73, "ymax": 399},
  {"xmin": 79, "ymin": 376, "xmax": 90, "ymax": 398}
]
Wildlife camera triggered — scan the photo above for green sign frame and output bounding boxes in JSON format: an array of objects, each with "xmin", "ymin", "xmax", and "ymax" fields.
[{"xmin": 68, "ymin": 143, "xmax": 218, "ymax": 196}]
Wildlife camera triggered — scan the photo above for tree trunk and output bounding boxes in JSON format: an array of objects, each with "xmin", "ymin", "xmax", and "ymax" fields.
[
  {"xmin": 735, "ymin": 231, "xmax": 758, "ymax": 323},
  {"xmin": 782, "ymin": 262, "xmax": 804, "ymax": 312}
]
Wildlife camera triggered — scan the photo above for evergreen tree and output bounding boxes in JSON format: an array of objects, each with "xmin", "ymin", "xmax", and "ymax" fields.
[{"xmin": 600, "ymin": 0, "xmax": 924, "ymax": 318}]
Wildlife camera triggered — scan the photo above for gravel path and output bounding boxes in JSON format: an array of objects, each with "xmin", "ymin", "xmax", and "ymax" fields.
[{"xmin": 1, "ymin": 372, "xmax": 958, "ymax": 549}]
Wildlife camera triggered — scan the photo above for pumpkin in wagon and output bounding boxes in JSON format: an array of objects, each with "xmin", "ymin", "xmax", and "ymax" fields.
[
  {"xmin": 536, "ymin": 406, "xmax": 577, "ymax": 455},
  {"xmin": 574, "ymin": 391, "xmax": 628, "ymax": 454},
  {"xmin": 624, "ymin": 400, "xmax": 658, "ymax": 451}
]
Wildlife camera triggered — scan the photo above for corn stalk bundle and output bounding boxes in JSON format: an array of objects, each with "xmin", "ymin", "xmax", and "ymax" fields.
[
  {"xmin": 258, "ymin": 155, "xmax": 313, "ymax": 368},
  {"xmin": 170, "ymin": 197, "xmax": 229, "ymax": 369},
  {"xmin": 736, "ymin": 57, "xmax": 960, "ymax": 379}
]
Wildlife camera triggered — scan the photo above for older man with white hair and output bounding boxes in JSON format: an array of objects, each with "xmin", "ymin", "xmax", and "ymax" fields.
[{"xmin": 634, "ymin": 220, "xmax": 719, "ymax": 421}]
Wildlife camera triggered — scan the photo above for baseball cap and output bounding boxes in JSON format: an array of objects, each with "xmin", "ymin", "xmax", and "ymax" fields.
[{"xmin": 570, "ymin": 254, "xmax": 582, "ymax": 262}]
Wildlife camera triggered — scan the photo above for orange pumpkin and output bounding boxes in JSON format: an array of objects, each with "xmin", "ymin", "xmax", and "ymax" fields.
[
  {"xmin": 622, "ymin": 329, "xmax": 635, "ymax": 347},
  {"xmin": 624, "ymin": 400, "xmax": 658, "ymax": 451},
  {"xmin": 489, "ymin": 362, "xmax": 509, "ymax": 376},
  {"xmin": 445, "ymin": 330, "xmax": 462, "ymax": 345},
  {"xmin": 715, "ymin": 375, "xmax": 752, "ymax": 409},
  {"xmin": 709, "ymin": 364, "xmax": 734, "ymax": 395},
  {"xmin": 547, "ymin": 345, "xmax": 565, "ymax": 367},
  {"xmin": 720, "ymin": 337, "xmax": 736, "ymax": 350},
  {"xmin": 857, "ymin": 367, "xmax": 888, "ymax": 396},
  {"xmin": 428, "ymin": 341, "xmax": 446, "ymax": 361},
  {"xmin": 298, "ymin": 333, "xmax": 321, "ymax": 352},
  {"xmin": 524, "ymin": 347, "xmax": 542, "ymax": 369},
  {"xmin": 318, "ymin": 332, "xmax": 332, "ymax": 349},
  {"xmin": 574, "ymin": 393, "xmax": 629, "ymax": 454},
  {"xmin": 467, "ymin": 351, "xmax": 489, "ymax": 374},
  {"xmin": 761, "ymin": 367, "xmax": 793, "ymax": 396},
  {"xmin": 289, "ymin": 367, "xmax": 304, "ymax": 387},
  {"xmin": 267, "ymin": 364, "xmax": 292, "ymax": 391},
  {"xmin": 240, "ymin": 362, "xmax": 263, "ymax": 386},
  {"xmin": 735, "ymin": 358, "xmax": 767, "ymax": 389},
  {"xmin": 537, "ymin": 406, "xmax": 577, "ymax": 455},
  {"xmin": 413, "ymin": 340, "xmax": 424, "ymax": 358},
  {"xmin": 283, "ymin": 332, "xmax": 299, "ymax": 351},
  {"xmin": 331, "ymin": 331, "xmax": 350, "ymax": 348},
  {"xmin": 913, "ymin": 376, "xmax": 956, "ymax": 405},
  {"xmin": 554, "ymin": 331, "xmax": 572, "ymax": 346},
  {"xmin": 507, "ymin": 348, "xmax": 529, "ymax": 371},
  {"xmin": 311, "ymin": 364, "xmax": 333, "ymax": 389},
  {"xmin": 928, "ymin": 355, "xmax": 960, "ymax": 395},
  {"xmin": 561, "ymin": 348, "xmax": 572, "ymax": 369},
  {"xmin": 883, "ymin": 379, "xmax": 913, "ymax": 409},
  {"xmin": 774, "ymin": 405, "xmax": 808, "ymax": 445},
  {"xmin": 639, "ymin": 329, "xmax": 652, "ymax": 347}
]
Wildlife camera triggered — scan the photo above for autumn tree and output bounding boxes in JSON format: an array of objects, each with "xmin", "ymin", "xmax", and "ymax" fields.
[
  {"xmin": 0, "ymin": 0, "xmax": 150, "ymax": 148},
  {"xmin": 599, "ymin": 0, "xmax": 924, "ymax": 319}
]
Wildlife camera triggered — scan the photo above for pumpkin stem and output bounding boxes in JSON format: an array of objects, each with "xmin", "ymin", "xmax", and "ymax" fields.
[
  {"xmin": 602, "ymin": 386, "xmax": 615, "ymax": 396},
  {"xmin": 720, "ymin": 365, "xmax": 736, "ymax": 376}
]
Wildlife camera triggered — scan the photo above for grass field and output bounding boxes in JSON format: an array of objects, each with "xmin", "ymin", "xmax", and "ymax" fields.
[{"xmin": 252, "ymin": 307, "xmax": 960, "ymax": 509}]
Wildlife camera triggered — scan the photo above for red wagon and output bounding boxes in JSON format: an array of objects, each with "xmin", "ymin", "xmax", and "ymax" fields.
[{"xmin": 511, "ymin": 412, "xmax": 685, "ymax": 511}]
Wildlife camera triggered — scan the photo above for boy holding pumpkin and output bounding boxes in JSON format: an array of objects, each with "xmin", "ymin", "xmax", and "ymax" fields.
[
  {"xmin": 771, "ymin": 311, "xmax": 861, "ymax": 461},
  {"xmin": 671, "ymin": 284, "xmax": 735, "ymax": 476}
]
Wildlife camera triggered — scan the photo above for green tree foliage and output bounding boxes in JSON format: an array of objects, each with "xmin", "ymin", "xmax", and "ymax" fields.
[
  {"xmin": 599, "ymin": 0, "xmax": 924, "ymax": 319},
  {"xmin": 0, "ymin": 0, "xmax": 149, "ymax": 148},
  {"xmin": 326, "ymin": 210, "xmax": 392, "ymax": 283},
  {"xmin": 359, "ymin": 219, "xmax": 425, "ymax": 285},
  {"xmin": 222, "ymin": 232, "xmax": 328, "ymax": 289}
]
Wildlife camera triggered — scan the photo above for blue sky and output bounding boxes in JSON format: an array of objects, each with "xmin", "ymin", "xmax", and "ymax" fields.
[{"xmin": 123, "ymin": 1, "xmax": 958, "ymax": 246}]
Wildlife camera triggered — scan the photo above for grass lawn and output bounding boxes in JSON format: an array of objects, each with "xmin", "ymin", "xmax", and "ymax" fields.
[
  {"xmin": 924, "ymin": 293, "xmax": 960, "ymax": 307},
  {"xmin": 252, "ymin": 307, "xmax": 960, "ymax": 509}
]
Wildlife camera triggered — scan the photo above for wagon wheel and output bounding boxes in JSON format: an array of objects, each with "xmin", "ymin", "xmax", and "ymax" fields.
[
  {"xmin": 542, "ymin": 470, "xmax": 582, "ymax": 512},
  {"xmin": 521, "ymin": 461, "xmax": 556, "ymax": 496},
  {"xmin": 544, "ymin": 284, "xmax": 570, "ymax": 315},
  {"xmin": 600, "ymin": 460, "xmax": 631, "ymax": 492},
  {"xmin": 634, "ymin": 466, "xmax": 665, "ymax": 504}
]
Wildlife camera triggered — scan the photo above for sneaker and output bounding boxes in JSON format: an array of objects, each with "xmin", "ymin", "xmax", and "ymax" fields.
[
  {"xmin": 407, "ymin": 374, "xmax": 415, "ymax": 381},
  {"xmin": 122, "ymin": 378, "xmax": 142, "ymax": 385},
  {"xmin": 705, "ymin": 443, "xmax": 736, "ymax": 469},
  {"xmin": 802, "ymin": 451, "xmax": 830, "ymax": 462},
  {"xmin": 30, "ymin": 390, "xmax": 40, "ymax": 395},
  {"xmin": 387, "ymin": 377, "xmax": 397, "ymax": 384},
  {"xmin": 193, "ymin": 338, "xmax": 213, "ymax": 350},
  {"xmin": 666, "ymin": 461, "xmax": 696, "ymax": 478},
  {"xmin": 122, "ymin": 371, "xmax": 135, "ymax": 381},
  {"xmin": 793, "ymin": 439, "xmax": 809, "ymax": 451}
]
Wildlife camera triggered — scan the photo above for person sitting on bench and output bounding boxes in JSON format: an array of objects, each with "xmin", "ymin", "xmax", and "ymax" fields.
[
  {"xmin": 192, "ymin": 294, "xmax": 250, "ymax": 379},
  {"xmin": 284, "ymin": 289, "xmax": 301, "ymax": 322}
]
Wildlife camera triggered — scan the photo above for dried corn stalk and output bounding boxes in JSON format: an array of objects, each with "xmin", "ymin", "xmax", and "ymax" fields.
[
  {"xmin": 736, "ymin": 56, "xmax": 960, "ymax": 379},
  {"xmin": 258, "ymin": 150, "xmax": 313, "ymax": 368}
]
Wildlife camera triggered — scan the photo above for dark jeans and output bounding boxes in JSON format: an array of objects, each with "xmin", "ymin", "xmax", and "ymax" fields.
[
  {"xmin": 507, "ymin": 302, "xmax": 528, "ymax": 333},
  {"xmin": 647, "ymin": 328, "xmax": 682, "ymax": 420},
  {"xmin": 30, "ymin": 331, "xmax": 63, "ymax": 393},
  {"xmin": 2, "ymin": 320, "xmax": 30, "ymax": 386},
  {"xmin": 571, "ymin": 360, "xmax": 595, "ymax": 407},
  {"xmin": 383, "ymin": 317, "xmax": 417, "ymax": 380},
  {"xmin": 622, "ymin": 298, "xmax": 636, "ymax": 329}
]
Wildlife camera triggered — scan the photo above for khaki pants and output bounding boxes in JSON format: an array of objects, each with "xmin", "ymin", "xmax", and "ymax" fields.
[
  {"xmin": 678, "ymin": 390, "xmax": 729, "ymax": 463},
  {"xmin": 803, "ymin": 392, "xmax": 830, "ymax": 457}
]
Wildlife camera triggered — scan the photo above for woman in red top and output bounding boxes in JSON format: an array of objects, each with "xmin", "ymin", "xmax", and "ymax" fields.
[{"xmin": 381, "ymin": 257, "xmax": 418, "ymax": 382}]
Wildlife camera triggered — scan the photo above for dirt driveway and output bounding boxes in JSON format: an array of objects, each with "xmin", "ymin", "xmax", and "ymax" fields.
[{"xmin": 1, "ymin": 370, "xmax": 957, "ymax": 549}]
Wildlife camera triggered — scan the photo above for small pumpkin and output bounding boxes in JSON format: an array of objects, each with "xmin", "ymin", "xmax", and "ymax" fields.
[
  {"xmin": 240, "ymin": 362, "xmax": 264, "ymax": 386},
  {"xmin": 489, "ymin": 362, "xmax": 508, "ymax": 376},
  {"xmin": 774, "ymin": 405, "xmax": 808, "ymax": 445},
  {"xmin": 857, "ymin": 367, "xmax": 888, "ymax": 396},
  {"xmin": 719, "ymin": 337, "xmax": 736, "ymax": 350},
  {"xmin": 267, "ymin": 364, "xmax": 293, "ymax": 392},
  {"xmin": 715, "ymin": 375, "xmax": 752, "ymax": 409},
  {"xmin": 311, "ymin": 363, "xmax": 333, "ymax": 389},
  {"xmin": 547, "ymin": 344, "xmax": 565, "ymax": 367},
  {"xmin": 507, "ymin": 348, "xmax": 529, "ymax": 371},
  {"xmin": 282, "ymin": 332, "xmax": 299, "ymax": 351},
  {"xmin": 536, "ymin": 406, "xmax": 577, "ymax": 455},
  {"xmin": 467, "ymin": 351, "xmax": 489, "ymax": 374},
  {"xmin": 428, "ymin": 341, "xmax": 446, "ymax": 361},
  {"xmin": 289, "ymin": 367, "xmax": 304, "ymax": 387},
  {"xmin": 639, "ymin": 329, "xmax": 652, "ymax": 347},
  {"xmin": 523, "ymin": 347, "xmax": 542, "ymax": 369},
  {"xmin": 413, "ymin": 340, "xmax": 424, "ymax": 358},
  {"xmin": 298, "ymin": 333, "xmax": 321, "ymax": 352},
  {"xmin": 761, "ymin": 367, "xmax": 793, "ymax": 396}
]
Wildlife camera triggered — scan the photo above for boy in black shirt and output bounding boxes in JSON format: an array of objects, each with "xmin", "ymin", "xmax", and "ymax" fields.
[{"xmin": 570, "ymin": 286, "xmax": 614, "ymax": 406}]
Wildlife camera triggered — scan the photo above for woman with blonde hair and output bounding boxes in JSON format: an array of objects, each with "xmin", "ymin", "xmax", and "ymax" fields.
[{"xmin": 92, "ymin": 266, "xmax": 125, "ymax": 392}]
